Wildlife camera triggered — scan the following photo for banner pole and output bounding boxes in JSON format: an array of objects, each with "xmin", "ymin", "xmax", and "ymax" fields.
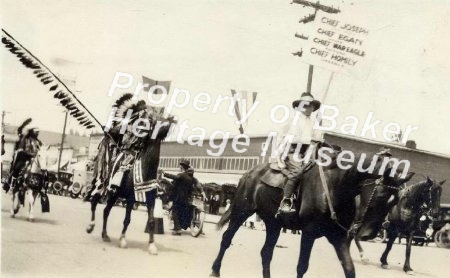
[{"xmin": 322, "ymin": 71, "xmax": 334, "ymax": 104}]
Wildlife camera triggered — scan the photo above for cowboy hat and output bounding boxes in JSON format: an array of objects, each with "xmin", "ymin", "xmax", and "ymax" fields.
[
  {"xmin": 180, "ymin": 159, "xmax": 190, "ymax": 168},
  {"xmin": 292, "ymin": 92, "xmax": 321, "ymax": 111}
]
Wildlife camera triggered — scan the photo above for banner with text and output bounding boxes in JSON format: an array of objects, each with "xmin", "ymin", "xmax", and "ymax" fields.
[{"xmin": 300, "ymin": 11, "xmax": 371, "ymax": 79}]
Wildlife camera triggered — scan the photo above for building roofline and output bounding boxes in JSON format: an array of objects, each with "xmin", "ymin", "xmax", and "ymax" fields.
[{"xmin": 163, "ymin": 131, "xmax": 450, "ymax": 160}]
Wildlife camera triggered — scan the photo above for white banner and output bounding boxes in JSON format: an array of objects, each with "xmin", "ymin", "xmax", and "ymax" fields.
[{"xmin": 300, "ymin": 11, "xmax": 372, "ymax": 79}]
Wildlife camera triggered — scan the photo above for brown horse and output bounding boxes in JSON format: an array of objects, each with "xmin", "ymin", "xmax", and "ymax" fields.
[
  {"xmin": 210, "ymin": 153, "xmax": 411, "ymax": 278},
  {"xmin": 348, "ymin": 171, "xmax": 415, "ymax": 263},
  {"xmin": 379, "ymin": 177, "xmax": 444, "ymax": 274}
]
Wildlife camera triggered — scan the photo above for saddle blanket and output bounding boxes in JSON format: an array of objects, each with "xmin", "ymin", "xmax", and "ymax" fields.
[{"xmin": 135, "ymin": 191, "xmax": 146, "ymax": 203}]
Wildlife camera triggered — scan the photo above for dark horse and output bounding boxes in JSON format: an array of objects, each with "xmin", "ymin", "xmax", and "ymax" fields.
[
  {"xmin": 348, "ymin": 171, "xmax": 415, "ymax": 264},
  {"xmin": 86, "ymin": 114, "xmax": 174, "ymax": 254},
  {"xmin": 211, "ymin": 153, "xmax": 412, "ymax": 278},
  {"xmin": 379, "ymin": 177, "xmax": 444, "ymax": 274}
]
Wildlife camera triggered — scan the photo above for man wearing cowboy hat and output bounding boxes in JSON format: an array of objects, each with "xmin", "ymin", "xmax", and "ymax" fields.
[
  {"xmin": 160, "ymin": 159, "xmax": 196, "ymax": 235},
  {"xmin": 277, "ymin": 92, "xmax": 323, "ymax": 214}
]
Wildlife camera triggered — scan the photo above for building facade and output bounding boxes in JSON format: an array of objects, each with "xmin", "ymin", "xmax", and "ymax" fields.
[{"xmin": 159, "ymin": 132, "xmax": 450, "ymax": 203}]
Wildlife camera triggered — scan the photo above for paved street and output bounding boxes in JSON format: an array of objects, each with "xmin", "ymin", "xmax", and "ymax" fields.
[{"xmin": 1, "ymin": 193, "xmax": 449, "ymax": 278}]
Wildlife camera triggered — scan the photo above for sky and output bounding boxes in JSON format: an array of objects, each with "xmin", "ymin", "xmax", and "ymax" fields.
[{"xmin": 1, "ymin": 0, "xmax": 450, "ymax": 155}]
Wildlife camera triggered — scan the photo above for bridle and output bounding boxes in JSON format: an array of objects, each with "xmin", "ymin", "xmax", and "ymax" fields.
[{"xmin": 348, "ymin": 176, "xmax": 402, "ymax": 236}]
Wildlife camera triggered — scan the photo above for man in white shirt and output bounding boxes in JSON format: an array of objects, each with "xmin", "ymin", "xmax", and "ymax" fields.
[{"xmin": 277, "ymin": 92, "xmax": 322, "ymax": 213}]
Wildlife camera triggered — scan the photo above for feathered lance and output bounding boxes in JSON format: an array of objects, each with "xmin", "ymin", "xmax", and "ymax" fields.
[{"xmin": 1, "ymin": 29, "xmax": 120, "ymax": 145}]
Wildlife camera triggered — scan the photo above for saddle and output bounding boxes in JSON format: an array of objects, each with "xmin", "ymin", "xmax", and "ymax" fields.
[
  {"xmin": 260, "ymin": 142, "xmax": 341, "ymax": 189},
  {"xmin": 260, "ymin": 161, "xmax": 315, "ymax": 189}
]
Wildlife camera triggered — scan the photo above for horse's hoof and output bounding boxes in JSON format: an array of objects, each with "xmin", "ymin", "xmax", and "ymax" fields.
[
  {"xmin": 405, "ymin": 270, "xmax": 415, "ymax": 275},
  {"xmin": 119, "ymin": 236, "xmax": 127, "ymax": 248},
  {"xmin": 27, "ymin": 217, "xmax": 34, "ymax": 222},
  {"xmin": 361, "ymin": 257, "xmax": 370, "ymax": 265},
  {"xmin": 209, "ymin": 271, "xmax": 220, "ymax": 277},
  {"xmin": 381, "ymin": 264, "xmax": 390, "ymax": 269},
  {"xmin": 148, "ymin": 243, "xmax": 158, "ymax": 255},
  {"xmin": 102, "ymin": 232, "xmax": 111, "ymax": 242},
  {"xmin": 86, "ymin": 223, "xmax": 95, "ymax": 234}
]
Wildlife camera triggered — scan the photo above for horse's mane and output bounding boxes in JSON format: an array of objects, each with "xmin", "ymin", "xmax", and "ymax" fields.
[
  {"xmin": 339, "ymin": 152, "xmax": 384, "ymax": 187},
  {"xmin": 398, "ymin": 179, "xmax": 430, "ymax": 202}
]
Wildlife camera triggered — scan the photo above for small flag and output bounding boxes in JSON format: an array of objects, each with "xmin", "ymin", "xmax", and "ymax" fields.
[{"xmin": 142, "ymin": 76, "xmax": 171, "ymax": 94}]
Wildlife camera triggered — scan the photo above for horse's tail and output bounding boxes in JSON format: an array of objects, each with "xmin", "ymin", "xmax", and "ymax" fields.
[{"xmin": 217, "ymin": 206, "xmax": 232, "ymax": 230}]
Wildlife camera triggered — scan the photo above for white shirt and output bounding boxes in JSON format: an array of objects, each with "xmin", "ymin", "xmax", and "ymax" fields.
[{"xmin": 278, "ymin": 111, "xmax": 322, "ymax": 145}]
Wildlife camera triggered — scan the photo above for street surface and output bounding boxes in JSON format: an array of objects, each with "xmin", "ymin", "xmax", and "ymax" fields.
[{"xmin": 2, "ymin": 193, "xmax": 449, "ymax": 278}]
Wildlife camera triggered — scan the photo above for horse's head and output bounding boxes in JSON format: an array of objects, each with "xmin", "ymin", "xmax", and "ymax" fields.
[
  {"xmin": 150, "ymin": 113, "xmax": 177, "ymax": 141},
  {"xmin": 356, "ymin": 168, "xmax": 415, "ymax": 240},
  {"xmin": 382, "ymin": 167, "xmax": 415, "ymax": 190},
  {"xmin": 425, "ymin": 177, "xmax": 445, "ymax": 218},
  {"xmin": 30, "ymin": 145, "xmax": 49, "ymax": 174}
]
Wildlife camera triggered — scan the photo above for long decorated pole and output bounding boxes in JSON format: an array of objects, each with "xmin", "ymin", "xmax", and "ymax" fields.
[{"xmin": 1, "ymin": 29, "xmax": 102, "ymax": 130}]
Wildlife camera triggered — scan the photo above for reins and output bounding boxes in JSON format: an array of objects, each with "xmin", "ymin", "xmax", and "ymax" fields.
[
  {"xmin": 318, "ymin": 164, "xmax": 392, "ymax": 234},
  {"xmin": 318, "ymin": 164, "xmax": 348, "ymax": 232}
]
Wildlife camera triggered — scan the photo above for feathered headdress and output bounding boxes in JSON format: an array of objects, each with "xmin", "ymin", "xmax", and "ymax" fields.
[
  {"xmin": 2, "ymin": 29, "xmax": 99, "ymax": 129},
  {"xmin": 112, "ymin": 93, "xmax": 148, "ymax": 123},
  {"xmin": 17, "ymin": 118, "xmax": 32, "ymax": 136}
]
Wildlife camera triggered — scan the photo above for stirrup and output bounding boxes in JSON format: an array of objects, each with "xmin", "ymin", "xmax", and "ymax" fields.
[{"xmin": 278, "ymin": 198, "xmax": 294, "ymax": 213}]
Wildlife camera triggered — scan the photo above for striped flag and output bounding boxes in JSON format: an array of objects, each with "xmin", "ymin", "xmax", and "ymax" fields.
[{"xmin": 231, "ymin": 89, "xmax": 258, "ymax": 134}]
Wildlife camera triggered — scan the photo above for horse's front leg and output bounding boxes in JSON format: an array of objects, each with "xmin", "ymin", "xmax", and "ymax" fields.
[
  {"xmin": 329, "ymin": 234, "xmax": 355, "ymax": 278},
  {"xmin": 10, "ymin": 189, "xmax": 20, "ymax": 217},
  {"xmin": 354, "ymin": 236, "xmax": 369, "ymax": 264},
  {"xmin": 119, "ymin": 199, "xmax": 134, "ymax": 248},
  {"xmin": 403, "ymin": 232, "xmax": 414, "ymax": 274},
  {"xmin": 144, "ymin": 190, "xmax": 158, "ymax": 255},
  {"xmin": 146, "ymin": 203, "xmax": 158, "ymax": 254},
  {"xmin": 297, "ymin": 232, "xmax": 316, "ymax": 278},
  {"xmin": 380, "ymin": 227, "xmax": 397, "ymax": 269},
  {"xmin": 102, "ymin": 193, "xmax": 118, "ymax": 242},
  {"xmin": 86, "ymin": 193, "xmax": 101, "ymax": 234},
  {"xmin": 27, "ymin": 189, "xmax": 35, "ymax": 221},
  {"xmin": 260, "ymin": 219, "xmax": 282, "ymax": 278}
]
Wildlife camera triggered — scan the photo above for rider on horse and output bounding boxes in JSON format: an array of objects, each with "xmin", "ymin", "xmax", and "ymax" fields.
[
  {"xmin": 4, "ymin": 118, "xmax": 42, "ymax": 193},
  {"xmin": 87, "ymin": 99, "xmax": 148, "ymax": 198},
  {"xmin": 277, "ymin": 92, "xmax": 323, "ymax": 214}
]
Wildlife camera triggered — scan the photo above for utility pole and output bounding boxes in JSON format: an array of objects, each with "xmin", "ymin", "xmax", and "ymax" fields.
[
  {"xmin": 291, "ymin": 0, "xmax": 340, "ymax": 97},
  {"xmin": 57, "ymin": 110, "xmax": 68, "ymax": 179},
  {"xmin": 1, "ymin": 110, "xmax": 11, "ymax": 129}
]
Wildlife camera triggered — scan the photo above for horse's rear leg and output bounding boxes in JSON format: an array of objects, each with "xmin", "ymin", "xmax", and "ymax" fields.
[
  {"xmin": 102, "ymin": 193, "xmax": 118, "ymax": 242},
  {"xmin": 86, "ymin": 193, "xmax": 101, "ymax": 234},
  {"xmin": 297, "ymin": 233, "xmax": 316, "ymax": 278},
  {"xmin": 119, "ymin": 199, "xmax": 134, "ymax": 248},
  {"xmin": 329, "ymin": 235, "xmax": 355, "ymax": 278},
  {"xmin": 210, "ymin": 212, "xmax": 252, "ymax": 277},
  {"xmin": 260, "ymin": 219, "xmax": 282, "ymax": 278}
]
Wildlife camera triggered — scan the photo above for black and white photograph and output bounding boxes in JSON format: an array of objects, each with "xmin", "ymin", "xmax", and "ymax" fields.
[{"xmin": 1, "ymin": 1, "xmax": 450, "ymax": 277}]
